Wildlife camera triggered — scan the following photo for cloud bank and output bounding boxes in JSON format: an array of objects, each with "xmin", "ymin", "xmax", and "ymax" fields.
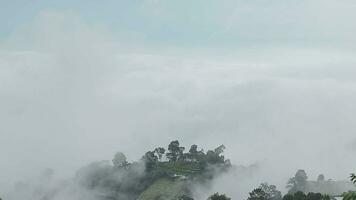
[{"xmin": 1, "ymin": 7, "xmax": 356, "ymax": 199}]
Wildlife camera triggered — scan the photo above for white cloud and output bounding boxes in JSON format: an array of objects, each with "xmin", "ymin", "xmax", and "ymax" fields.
[{"xmin": 1, "ymin": 9, "xmax": 356, "ymax": 198}]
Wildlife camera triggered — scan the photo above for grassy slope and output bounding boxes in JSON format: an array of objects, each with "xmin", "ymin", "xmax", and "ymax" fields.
[
  {"xmin": 138, "ymin": 162, "xmax": 200, "ymax": 200},
  {"xmin": 157, "ymin": 162, "xmax": 201, "ymax": 176},
  {"xmin": 137, "ymin": 177, "xmax": 187, "ymax": 200}
]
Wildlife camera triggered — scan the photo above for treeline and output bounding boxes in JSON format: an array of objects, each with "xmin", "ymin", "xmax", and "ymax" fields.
[
  {"xmin": 205, "ymin": 171, "xmax": 356, "ymax": 200},
  {"xmin": 75, "ymin": 140, "xmax": 231, "ymax": 200},
  {"xmin": 286, "ymin": 170, "xmax": 356, "ymax": 195},
  {"xmin": 142, "ymin": 140, "xmax": 230, "ymax": 171}
]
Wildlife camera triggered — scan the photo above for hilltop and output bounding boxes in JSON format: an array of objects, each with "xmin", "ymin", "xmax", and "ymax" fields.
[{"xmin": 7, "ymin": 140, "xmax": 231, "ymax": 200}]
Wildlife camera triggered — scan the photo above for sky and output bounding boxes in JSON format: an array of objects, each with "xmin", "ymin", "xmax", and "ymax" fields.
[{"xmin": 1, "ymin": 0, "xmax": 356, "ymax": 198}]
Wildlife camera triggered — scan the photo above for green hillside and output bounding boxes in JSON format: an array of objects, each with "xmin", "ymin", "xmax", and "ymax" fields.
[
  {"xmin": 137, "ymin": 177, "xmax": 190, "ymax": 200},
  {"xmin": 157, "ymin": 162, "xmax": 202, "ymax": 176}
]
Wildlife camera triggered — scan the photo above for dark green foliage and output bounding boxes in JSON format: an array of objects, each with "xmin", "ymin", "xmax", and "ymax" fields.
[
  {"xmin": 284, "ymin": 194, "xmax": 294, "ymax": 200},
  {"xmin": 142, "ymin": 151, "xmax": 159, "ymax": 171},
  {"xmin": 154, "ymin": 147, "xmax": 166, "ymax": 160},
  {"xmin": 306, "ymin": 193, "xmax": 322, "ymax": 200},
  {"xmin": 248, "ymin": 183, "xmax": 282, "ymax": 200},
  {"xmin": 248, "ymin": 188, "xmax": 268, "ymax": 200},
  {"xmin": 342, "ymin": 191, "xmax": 356, "ymax": 200},
  {"xmin": 283, "ymin": 191, "xmax": 330, "ymax": 200},
  {"xmin": 293, "ymin": 191, "xmax": 307, "ymax": 200},
  {"xmin": 206, "ymin": 145, "xmax": 225, "ymax": 164},
  {"xmin": 186, "ymin": 144, "xmax": 205, "ymax": 162},
  {"xmin": 351, "ymin": 174, "xmax": 356, "ymax": 184},
  {"xmin": 166, "ymin": 140, "xmax": 185, "ymax": 162},
  {"xmin": 208, "ymin": 192, "xmax": 231, "ymax": 200}
]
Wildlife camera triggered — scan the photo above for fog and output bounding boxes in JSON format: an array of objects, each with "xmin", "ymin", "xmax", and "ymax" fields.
[{"xmin": 1, "ymin": 2, "xmax": 356, "ymax": 199}]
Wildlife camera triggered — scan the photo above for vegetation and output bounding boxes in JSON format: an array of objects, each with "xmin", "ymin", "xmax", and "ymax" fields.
[
  {"xmin": 351, "ymin": 174, "xmax": 356, "ymax": 184},
  {"xmin": 287, "ymin": 170, "xmax": 308, "ymax": 194},
  {"xmin": 6, "ymin": 142, "xmax": 355, "ymax": 200},
  {"xmin": 342, "ymin": 191, "xmax": 356, "ymax": 200},
  {"xmin": 286, "ymin": 170, "xmax": 355, "ymax": 195},
  {"xmin": 341, "ymin": 174, "xmax": 356, "ymax": 200},
  {"xmin": 208, "ymin": 192, "xmax": 231, "ymax": 200},
  {"xmin": 282, "ymin": 191, "xmax": 330, "ymax": 200},
  {"xmin": 76, "ymin": 140, "xmax": 230, "ymax": 200},
  {"xmin": 248, "ymin": 183, "xmax": 282, "ymax": 200}
]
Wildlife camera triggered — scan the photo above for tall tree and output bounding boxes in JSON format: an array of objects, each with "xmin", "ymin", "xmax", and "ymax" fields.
[
  {"xmin": 166, "ymin": 140, "xmax": 185, "ymax": 162},
  {"xmin": 248, "ymin": 188, "xmax": 269, "ymax": 200},
  {"xmin": 112, "ymin": 152, "xmax": 129, "ymax": 168},
  {"xmin": 154, "ymin": 147, "xmax": 165, "ymax": 160},
  {"xmin": 287, "ymin": 170, "xmax": 308, "ymax": 194},
  {"xmin": 142, "ymin": 151, "xmax": 158, "ymax": 171}
]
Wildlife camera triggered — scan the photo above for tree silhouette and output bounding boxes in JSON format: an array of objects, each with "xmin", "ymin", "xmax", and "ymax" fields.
[
  {"xmin": 351, "ymin": 173, "xmax": 356, "ymax": 184},
  {"xmin": 208, "ymin": 193, "xmax": 231, "ymax": 200},
  {"xmin": 287, "ymin": 170, "xmax": 308, "ymax": 194},
  {"xmin": 166, "ymin": 140, "xmax": 185, "ymax": 162}
]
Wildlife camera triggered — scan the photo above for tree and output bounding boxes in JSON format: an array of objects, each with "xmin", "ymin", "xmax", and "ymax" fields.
[
  {"xmin": 142, "ymin": 151, "xmax": 158, "ymax": 171},
  {"xmin": 322, "ymin": 195, "xmax": 331, "ymax": 200},
  {"xmin": 208, "ymin": 193, "xmax": 231, "ymax": 200},
  {"xmin": 306, "ymin": 193, "xmax": 322, "ymax": 200},
  {"xmin": 293, "ymin": 191, "xmax": 307, "ymax": 200},
  {"xmin": 260, "ymin": 183, "xmax": 282, "ymax": 200},
  {"xmin": 112, "ymin": 152, "xmax": 128, "ymax": 168},
  {"xmin": 283, "ymin": 192, "xmax": 327, "ymax": 200},
  {"xmin": 283, "ymin": 194, "xmax": 294, "ymax": 200},
  {"xmin": 342, "ymin": 191, "xmax": 356, "ymax": 200},
  {"xmin": 287, "ymin": 170, "xmax": 308, "ymax": 194},
  {"xmin": 350, "ymin": 173, "xmax": 356, "ymax": 184},
  {"xmin": 189, "ymin": 144, "xmax": 198, "ymax": 154},
  {"xmin": 166, "ymin": 140, "xmax": 185, "ymax": 162},
  {"xmin": 205, "ymin": 145, "xmax": 226, "ymax": 165},
  {"xmin": 248, "ymin": 183, "xmax": 282, "ymax": 200},
  {"xmin": 248, "ymin": 188, "xmax": 269, "ymax": 200},
  {"xmin": 154, "ymin": 147, "xmax": 165, "ymax": 160}
]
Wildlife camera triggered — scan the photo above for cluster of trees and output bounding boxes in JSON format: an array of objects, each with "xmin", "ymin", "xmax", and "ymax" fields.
[
  {"xmin": 71, "ymin": 140, "xmax": 231, "ymax": 200},
  {"xmin": 248, "ymin": 183, "xmax": 282, "ymax": 200},
  {"xmin": 142, "ymin": 140, "xmax": 230, "ymax": 171},
  {"xmin": 283, "ymin": 192, "xmax": 331, "ymax": 200},
  {"xmin": 246, "ymin": 183, "xmax": 331, "ymax": 200},
  {"xmin": 208, "ymin": 193, "xmax": 231, "ymax": 200},
  {"xmin": 286, "ymin": 169, "xmax": 356, "ymax": 196}
]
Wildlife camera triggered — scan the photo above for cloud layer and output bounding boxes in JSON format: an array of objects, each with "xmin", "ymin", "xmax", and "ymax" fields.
[{"xmin": 1, "ymin": 7, "xmax": 356, "ymax": 198}]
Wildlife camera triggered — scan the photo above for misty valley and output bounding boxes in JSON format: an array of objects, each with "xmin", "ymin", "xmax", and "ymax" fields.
[
  {"xmin": 2, "ymin": 1, "xmax": 356, "ymax": 199},
  {"xmin": 3, "ymin": 140, "xmax": 356, "ymax": 200}
]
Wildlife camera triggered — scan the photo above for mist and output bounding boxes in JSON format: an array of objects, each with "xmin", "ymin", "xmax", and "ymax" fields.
[{"xmin": 1, "ymin": 1, "xmax": 356, "ymax": 200}]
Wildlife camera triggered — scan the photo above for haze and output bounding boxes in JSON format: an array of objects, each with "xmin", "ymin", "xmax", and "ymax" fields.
[{"xmin": 1, "ymin": 0, "xmax": 356, "ymax": 198}]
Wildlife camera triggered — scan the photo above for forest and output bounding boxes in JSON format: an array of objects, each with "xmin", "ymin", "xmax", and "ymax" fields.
[{"xmin": 2, "ymin": 140, "xmax": 355, "ymax": 200}]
